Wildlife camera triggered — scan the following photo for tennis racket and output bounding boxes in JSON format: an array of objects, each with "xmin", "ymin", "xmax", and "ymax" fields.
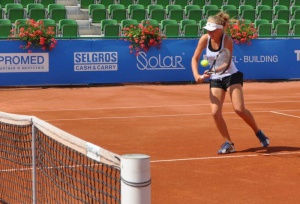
[{"xmin": 206, "ymin": 48, "xmax": 231, "ymax": 75}]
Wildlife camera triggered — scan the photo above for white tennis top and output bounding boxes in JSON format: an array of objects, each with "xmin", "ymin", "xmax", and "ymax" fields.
[{"xmin": 206, "ymin": 34, "xmax": 238, "ymax": 80}]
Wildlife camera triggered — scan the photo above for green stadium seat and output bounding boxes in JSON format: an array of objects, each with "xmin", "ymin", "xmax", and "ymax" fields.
[
  {"xmin": 180, "ymin": 19, "xmax": 197, "ymax": 31},
  {"xmin": 164, "ymin": 24, "xmax": 180, "ymax": 37},
  {"xmin": 147, "ymin": 4, "xmax": 164, "ymax": 15},
  {"xmin": 166, "ymin": 4, "xmax": 182, "ymax": 16},
  {"xmin": 156, "ymin": 0, "xmax": 171, "ymax": 9},
  {"xmin": 40, "ymin": 0, "xmax": 57, "ymax": 8},
  {"xmin": 184, "ymin": 5, "xmax": 201, "ymax": 16},
  {"xmin": 161, "ymin": 19, "xmax": 177, "ymax": 32},
  {"xmin": 260, "ymin": 0, "xmax": 274, "ymax": 8},
  {"xmin": 226, "ymin": 0, "xmax": 240, "ymax": 8},
  {"xmin": 199, "ymin": 19, "xmax": 207, "ymax": 34},
  {"xmin": 290, "ymin": 6, "xmax": 300, "ymax": 17},
  {"xmin": 142, "ymin": 19, "xmax": 159, "ymax": 27},
  {"xmin": 224, "ymin": 9, "xmax": 239, "ymax": 19},
  {"xmin": 100, "ymin": 19, "xmax": 118, "ymax": 32},
  {"xmin": 186, "ymin": 8, "xmax": 203, "ymax": 21},
  {"xmin": 99, "ymin": 0, "xmax": 115, "ymax": 9},
  {"xmin": 191, "ymin": 0, "xmax": 206, "ymax": 7},
  {"xmin": 238, "ymin": 5, "xmax": 254, "ymax": 15},
  {"xmin": 38, "ymin": 19, "xmax": 57, "ymax": 36},
  {"xmin": 119, "ymin": 0, "xmax": 136, "ymax": 8},
  {"xmin": 7, "ymin": 8, "xmax": 25, "ymax": 22},
  {"xmin": 149, "ymin": 8, "xmax": 166, "ymax": 23},
  {"xmin": 256, "ymin": 5, "xmax": 271, "ymax": 15},
  {"xmin": 277, "ymin": 9, "xmax": 290, "ymax": 21},
  {"xmin": 108, "ymin": 4, "xmax": 125, "ymax": 16},
  {"xmin": 19, "ymin": 0, "xmax": 35, "ymax": 8},
  {"xmin": 128, "ymin": 4, "xmax": 144, "ymax": 16},
  {"xmin": 110, "ymin": 8, "xmax": 127, "ymax": 23},
  {"xmin": 49, "ymin": 9, "xmax": 67, "ymax": 23},
  {"xmin": 173, "ymin": 0, "xmax": 190, "ymax": 8},
  {"xmin": 243, "ymin": 0, "xmax": 257, "ymax": 8},
  {"xmin": 90, "ymin": 8, "xmax": 107, "ymax": 23},
  {"xmin": 28, "ymin": 8, "xmax": 46, "ymax": 21},
  {"xmin": 0, "ymin": 19, "xmax": 12, "ymax": 25},
  {"xmin": 61, "ymin": 24, "xmax": 79, "ymax": 37},
  {"xmin": 88, "ymin": 4, "xmax": 106, "ymax": 15},
  {"xmin": 103, "ymin": 24, "xmax": 121, "ymax": 37},
  {"xmin": 210, "ymin": 0, "xmax": 224, "ymax": 9},
  {"xmin": 0, "ymin": 19, "xmax": 12, "ymax": 37},
  {"xmin": 272, "ymin": 19, "xmax": 287, "ymax": 30},
  {"xmin": 0, "ymin": 0, "xmax": 15, "ymax": 8},
  {"xmin": 130, "ymin": 8, "xmax": 147, "ymax": 22},
  {"xmin": 274, "ymin": 23, "xmax": 290, "ymax": 36},
  {"xmin": 294, "ymin": 10, "xmax": 300, "ymax": 19},
  {"xmin": 254, "ymin": 19, "xmax": 270, "ymax": 28},
  {"xmin": 276, "ymin": 0, "xmax": 290, "ymax": 7},
  {"xmin": 206, "ymin": 9, "xmax": 220, "ymax": 18},
  {"xmin": 48, "ymin": 4, "xmax": 65, "ymax": 13},
  {"xmin": 203, "ymin": 5, "xmax": 219, "ymax": 17},
  {"xmin": 168, "ymin": 8, "xmax": 184, "ymax": 22},
  {"xmin": 79, "ymin": 0, "xmax": 95, "ymax": 10},
  {"xmin": 221, "ymin": 5, "xmax": 237, "ymax": 12},
  {"xmin": 273, "ymin": 5, "xmax": 288, "ymax": 15},
  {"xmin": 258, "ymin": 23, "xmax": 272, "ymax": 37},
  {"xmin": 182, "ymin": 23, "xmax": 199, "ymax": 36},
  {"xmin": 294, "ymin": 0, "xmax": 300, "ymax": 6},
  {"xmin": 289, "ymin": 19, "xmax": 300, "ymax": 31},
  {"xmin": 59, "ymin": 19, "xmax": 77, "ymax": 31},
  {"xmin": 5, "ymin": 3, "xmax": 23, "ymax": 16},
  {"xmin": 136, "ymin": 0, "xmax": 152, "ymax": 8},
  {"xmin": 292, "ymin": 23, "xmax": 300, "ymax": 36},
  {"xmin": 0, "ymin": 24, "xmax": 12, "ymax": 37},
  {"xmin": 258, "ymin": 9, "xmax": 273, "ymax": 22},
  {"xmin": 121, "ymin": 19, "xmax": 138, "ymax": 29},
  {"xmin": 26, "ymin": 3, "xmax": 44, "ymax": 15},
  {"xmin": 241, "ymin": 9, "xmax": 256, "ymax": 22}
]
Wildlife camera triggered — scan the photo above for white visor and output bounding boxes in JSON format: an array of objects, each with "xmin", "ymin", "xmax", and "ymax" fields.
[{"xmin": 203, "ymin": 22, "xmax": 223, "ymax": 31}]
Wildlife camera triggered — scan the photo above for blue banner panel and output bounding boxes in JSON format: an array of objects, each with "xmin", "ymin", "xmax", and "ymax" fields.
[{"xmin": 0, "ymin": 38, "xmax": 299, "ymax": 86}]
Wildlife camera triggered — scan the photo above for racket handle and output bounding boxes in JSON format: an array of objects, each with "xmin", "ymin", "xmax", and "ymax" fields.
[{"xmin": 205, "ymin": 71, "xmax": 214, "ymax": 75}]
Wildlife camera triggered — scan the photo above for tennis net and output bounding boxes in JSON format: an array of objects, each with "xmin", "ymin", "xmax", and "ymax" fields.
[{"xmin": 0, "ymin": 111, "xmax": 121, "ymax": 204}]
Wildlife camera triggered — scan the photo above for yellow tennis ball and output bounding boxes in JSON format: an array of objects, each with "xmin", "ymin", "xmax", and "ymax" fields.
[{"xmin": 200, "ymin": 59, "xmax": 209, "ymax": 67}]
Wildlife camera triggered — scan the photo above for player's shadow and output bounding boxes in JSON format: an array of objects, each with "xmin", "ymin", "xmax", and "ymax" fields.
[{"xmin": 238, "ymin": 146, "xmax": 300, "ymax": 154}]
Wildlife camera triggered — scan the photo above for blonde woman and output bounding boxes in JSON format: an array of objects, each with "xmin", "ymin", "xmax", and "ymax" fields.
[{"xmin": 191, "ymin": 12, "xmax": 269, "ymax": 154}]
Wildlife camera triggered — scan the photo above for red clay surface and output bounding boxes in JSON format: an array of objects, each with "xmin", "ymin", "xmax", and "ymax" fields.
[{"xmin": 1, "ymin": 81, "xmax": 300, "ymax": 204}]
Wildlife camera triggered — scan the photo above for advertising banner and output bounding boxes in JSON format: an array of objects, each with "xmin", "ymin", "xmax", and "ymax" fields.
[{"xmin": 0, "ymin": 38, "xmax": 299, "ymax": 86}]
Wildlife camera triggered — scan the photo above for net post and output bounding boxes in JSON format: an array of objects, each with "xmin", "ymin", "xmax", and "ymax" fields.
[
  {"xmin": 121, "ymin": 154, "xmax": 151, "ymax": 204},
  {"xmin": 31, "ymin": 121, "xmax": 37, "ymax": 204}
]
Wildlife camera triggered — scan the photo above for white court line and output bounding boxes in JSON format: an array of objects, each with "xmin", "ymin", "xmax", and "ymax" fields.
[
  {"xmin": 270, "ymin": 111, "xmax": 300, "ymax": 119},
  {"xmin": 16, "ymin": 100, "xmax": 300, "ymax": 112},
  {"xmin": 44, "ymin": 110, "xmax": 300, "ymax": 121},
  {"xmin": 151, "ymin": 151, "xmax": 300, "ymax": 163}
]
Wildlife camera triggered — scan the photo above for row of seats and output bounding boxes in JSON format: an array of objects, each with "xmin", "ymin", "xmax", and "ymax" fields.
[
  {"xmin": 87, "ymin": 3, "xmax": 300, "ymax": 25},
  {"xmin": 0, "ymin": 18, "xmax": 79, "ymax": 37},
  {"xmin": 79, "ymin": 0, "xmax": 300, "ymax": 9},
  {"xmin": 0, "ymin": 0, "xmax": 57, "ymax": 8},
  {"xmin": 0, "ymin": 3, "xmax": 67, "ymax": 22},
  {"xmin": 95, "ymin": 18, "xmax": 300, "ymax": 37}
]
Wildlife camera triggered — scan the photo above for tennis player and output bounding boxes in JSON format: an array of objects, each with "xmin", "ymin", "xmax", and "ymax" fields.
[{"xmin": 191, "ymin": 12, "xmax": 270, "ymax": 154}]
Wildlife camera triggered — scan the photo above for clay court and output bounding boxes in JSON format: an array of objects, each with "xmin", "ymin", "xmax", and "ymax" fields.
[{"xmin": 1, "ymin": 81, "xmax": 299, "ymax": 204}]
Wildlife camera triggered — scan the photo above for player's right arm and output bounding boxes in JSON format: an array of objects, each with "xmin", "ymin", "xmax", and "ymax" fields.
[{"xmin": 191, "ymin": 34, "xmax": 210, "ymax": 83}]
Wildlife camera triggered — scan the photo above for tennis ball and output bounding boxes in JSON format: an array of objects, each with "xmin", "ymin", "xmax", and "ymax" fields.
[{"xmin": 200, "ymin": 59, "xmax": 209, "ymax": 67}]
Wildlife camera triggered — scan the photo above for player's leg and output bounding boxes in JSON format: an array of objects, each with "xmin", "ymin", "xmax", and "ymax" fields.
[
  {"xmin": 210, "ymin": 87, "xmax": 236, "ymax": 153},
  {"xmin": 228, "ymin": 84, "xmax": 269, "ymax": 147},
  {"xmin": 228, "ymin": 84, "xmax": 259, "ymax": 132}
]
